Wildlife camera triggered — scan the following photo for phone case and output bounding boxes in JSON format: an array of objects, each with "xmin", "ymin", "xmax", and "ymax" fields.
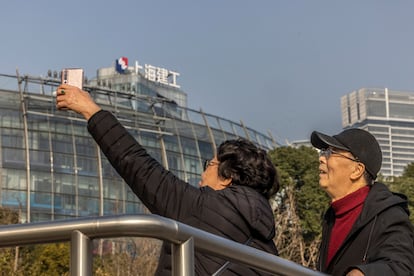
[{"xmin": 62, "ymin": 68, "xmax": 84, "ymax": 89}]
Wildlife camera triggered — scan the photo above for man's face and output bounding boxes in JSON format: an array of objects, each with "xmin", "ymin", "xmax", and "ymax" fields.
[{"xmin": 318, "ymin": 148, "xmax": 359, "ymax": 201}]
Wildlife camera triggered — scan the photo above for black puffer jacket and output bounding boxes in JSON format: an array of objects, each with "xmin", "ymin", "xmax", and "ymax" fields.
[
  {"xmin": 88, "ymin": 110, "xmax": 278, "ymax": 275},
  {"xmin": 318, "ymin": 183, "xmax": 414, "ymax": 276}
]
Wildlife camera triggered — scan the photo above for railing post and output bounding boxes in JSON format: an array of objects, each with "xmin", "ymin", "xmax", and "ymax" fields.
[
  {"xmin": 70, "ymin": 230, "xmax": 92, "ymax": 276},
  {"xmin": 171, "ymin": 237, "xmax": 194, "ymax": 276}
]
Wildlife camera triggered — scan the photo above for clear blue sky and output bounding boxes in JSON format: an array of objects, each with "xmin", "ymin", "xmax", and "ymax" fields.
[{"xmin": 2, "ymin": 1, "xmax": 414, "ymax": 144}]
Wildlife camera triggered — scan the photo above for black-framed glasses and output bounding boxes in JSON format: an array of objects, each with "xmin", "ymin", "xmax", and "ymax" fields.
[
  {"xmin": 319, "ymin": 148, "xmax": 359, "ymax": 162},
  {"xmin": 203, "ymin": 159, "xmax": 219, "ymax": 171}
]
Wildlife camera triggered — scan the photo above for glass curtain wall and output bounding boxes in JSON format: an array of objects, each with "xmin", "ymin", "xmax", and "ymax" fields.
[{"xmin": 0, "ymin": 74, "xmax": 277, "ymax": 223}]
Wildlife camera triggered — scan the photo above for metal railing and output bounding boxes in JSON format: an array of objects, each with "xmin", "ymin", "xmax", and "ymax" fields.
[{"xmin": 0, "ymin": 214, "xmax": 325, "ymax": 276}]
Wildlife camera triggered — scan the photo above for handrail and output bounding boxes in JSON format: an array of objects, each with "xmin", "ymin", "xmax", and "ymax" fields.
[{"xmin": 0, "ymin": 214, "xmax": 326, "ymax": 276}]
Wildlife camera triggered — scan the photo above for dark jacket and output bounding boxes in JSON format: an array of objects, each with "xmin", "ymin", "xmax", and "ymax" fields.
[
  {"xmin": 87, "ymin": 110, "xmax": 278, "ymax": 275},
  {"xmin": 318, "ymin": 182, "xmax": 414, "ymax": 276}
]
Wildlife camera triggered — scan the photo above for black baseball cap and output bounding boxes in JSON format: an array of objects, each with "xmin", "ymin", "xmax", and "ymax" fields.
[{"xmin": 311, "ymin": 128, "xmax": 382, "ymax": 179}]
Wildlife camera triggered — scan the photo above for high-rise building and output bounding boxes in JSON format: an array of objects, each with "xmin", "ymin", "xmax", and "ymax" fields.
[
  {"xmin": 341, "ymin": 88, "xmax": 414, "ymax": 177},
  {"xmin": 0, "ymin": 61, "xmax": 277, "ymax": 223}
]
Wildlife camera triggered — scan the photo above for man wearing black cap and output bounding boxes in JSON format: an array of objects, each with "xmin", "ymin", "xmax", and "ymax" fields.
[{"xmin": 311, "ymin": 128, "xmax": 414, "ymax": 276}]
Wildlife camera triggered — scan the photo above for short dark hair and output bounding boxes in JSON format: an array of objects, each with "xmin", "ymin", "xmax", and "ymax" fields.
[
  {"xmin": 216, "ymin": 138, "xmax": 279, "ymax": 199},
  {"xmin": 363, "ymin": 171, "xmax": 374, "ymax": 185}
]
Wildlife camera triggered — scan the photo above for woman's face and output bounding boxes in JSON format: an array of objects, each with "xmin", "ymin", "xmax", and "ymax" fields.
[{"xmin": 199, "ymin": 157, "xmax": 231, "ymax": 190}]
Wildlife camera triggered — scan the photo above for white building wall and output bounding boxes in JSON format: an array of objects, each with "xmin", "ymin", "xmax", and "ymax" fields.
[{"xmin": 341, "ymin": 88, "xmax": 414, "ymax": 177}]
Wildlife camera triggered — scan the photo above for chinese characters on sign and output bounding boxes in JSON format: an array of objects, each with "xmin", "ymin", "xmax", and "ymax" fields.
[
  {"xmin": 140, "ymin": 62, "xmax": 180, "ymax": 89},
  {"xmin": 115, "ymin": 57, "xmax": 180, "ymax": 89}
]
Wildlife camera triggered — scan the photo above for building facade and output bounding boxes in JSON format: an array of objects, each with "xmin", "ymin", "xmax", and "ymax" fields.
[
  {"xmin": 0, "ymin": 68, "xmax": 277, "ymax": 224},
  {"xmin": 341, "ymin": 88, "xmax": 414, "ymax": 177}
]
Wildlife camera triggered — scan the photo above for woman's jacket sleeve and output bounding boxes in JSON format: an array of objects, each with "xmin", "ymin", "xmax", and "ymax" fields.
[{"xmin": 87, "ymin": 110, "xmax": 200, "ymax": 219}]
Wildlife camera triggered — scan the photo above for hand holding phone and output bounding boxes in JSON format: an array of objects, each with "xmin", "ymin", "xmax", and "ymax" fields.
[{"xmin": 56, "ymin": 68, "xmax": 101, "ymax": 119}]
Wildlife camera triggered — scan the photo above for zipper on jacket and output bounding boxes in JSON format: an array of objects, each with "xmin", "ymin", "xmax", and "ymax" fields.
[
  {"xmin": 319, "ymin": 210, "xmax": 334, "ymax": 271},
  {"xmin": 362, "ymin": 215, "xmax": 377, "ymax": 263}
]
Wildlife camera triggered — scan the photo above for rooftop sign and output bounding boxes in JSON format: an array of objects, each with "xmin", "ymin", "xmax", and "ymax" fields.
[{"xmin": 115, "ymin": 57, "xmax": 180, "ymax": 89}]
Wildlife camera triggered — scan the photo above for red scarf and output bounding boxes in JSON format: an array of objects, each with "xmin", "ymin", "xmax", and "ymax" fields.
[{"xmin": 326, "ymin": 185, "xmax": 370, "ymax": 267}]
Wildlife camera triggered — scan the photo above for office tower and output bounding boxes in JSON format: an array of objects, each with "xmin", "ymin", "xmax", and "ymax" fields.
[{"xmin": 341, "ymin": 88, "xmax": 414, "ymax": 177}]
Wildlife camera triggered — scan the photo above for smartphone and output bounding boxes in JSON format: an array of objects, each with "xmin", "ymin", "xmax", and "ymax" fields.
[{"xmin": 61, "ymin": 68, "xmax": 84, "ymax": 89}]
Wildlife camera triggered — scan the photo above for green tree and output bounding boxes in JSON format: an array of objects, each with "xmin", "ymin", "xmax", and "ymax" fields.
[
  {"xmin": 0, "ymin": 208, "xmax": 19, "ymax": 225},
  {"xmin": 384, "ymin": 163, "xmax": 414, "ymax": 223},
  {"xmin": 402, "ymin": 162, "xmax": 414, "ymax": 178},
  {"xmin": 269, "ymin": 145, "xmax": 328, "ymax": 240},
  {"xmin": 0, "ymin": 207, "xmax": 70, "ymax": 275},
  {"xmin": 22, "ymin": 243, "xmax": 70, "ymax": 276},
  {"xmin": 269, "ymin": 145, "xmax": 328, "ymax": 268},
  {"xmin": 0, "ymin": 208, "xmax": 20, "ymax": 275}
]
